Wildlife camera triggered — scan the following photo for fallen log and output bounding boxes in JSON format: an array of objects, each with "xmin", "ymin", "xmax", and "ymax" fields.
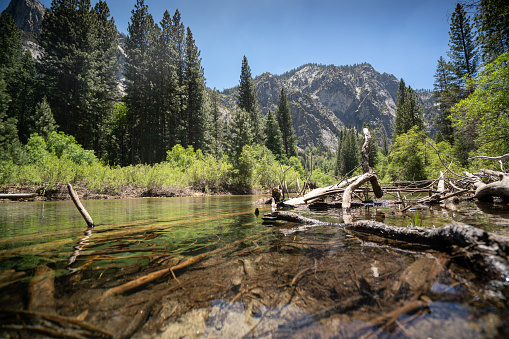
[
  {"xmin": 0, "ymin": 193, "xmax": 37, "ymax": 200},
  {"xmin": 342, "ymin": 172, "xmax": 375, "ymax": 210},
  {"xmin": 265, "ymin": 211, "xmax": 509, "ymax": 299},
  {"xmin": 474, "ymin": 173, "xmax": 509, "ymax": 203}
]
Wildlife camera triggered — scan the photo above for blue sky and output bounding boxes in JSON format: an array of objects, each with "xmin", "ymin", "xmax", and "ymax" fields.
[{"xmin": 1, "ymin": 0, "xmax": 460, "ymax": 90}]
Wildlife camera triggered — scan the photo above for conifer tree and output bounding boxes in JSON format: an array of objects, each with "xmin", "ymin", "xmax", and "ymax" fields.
[
  {"xmin": 264, "ymin": 109, "xmax": 284, "ymax": 159},
  {"xmin": 184, "ymin": 27, "xmax": 207, "ymax": 150},
  {"xmin": 336, "ymin": 127, "xmax": 359, "ymax": 176},
  {"xmin": 0, "ymin": 13, "xmax": 37, "ymax": 143},
  {"xmin": 393, "ymin": 79, "xmax": 424, "ymax": 137},
  {"xmin": 39, "ymin": 0, "xmax": 118, "ymax": 154},
  {"xmin": 157, "ymin": 10, "xmax": 178, "ymax": 154},
  {"xmin": 32, "ymin": 98, "xmax": 57, "ymax": 139},
  {"xmin": 171, "ymin": 9, "xmax": 187, "ymax": 145},
  {"xmin": 0, "ymin": 75, "xmax": 22, "ymax": 164},
  {"xmin": 209, "ymin": 88, "xmax": 224, "ymax": 159},
  {"xmin": 448, "ymin": 3, "xmax": 478, "ymax": 87},
  {"xmin": 124, "ymin": 0, "xmax": 158, "ymax": 163},
  {"xmin": 475, "ymin": 0, "xmax": 509, "ymax": 64},
  {"xmin": 276, "ymin": 87, "xmax": 297, "ymax": 157},
  {"xmin": 238, "ymin": 56, "xmax": 262, "ymax": 143},
  {"xmin": 228, "ymin": 108, "xmax": 253, "ymax": 161},
  {"xmin": 433, "ymin": 56, "xmax": 458, "ymax": 143}
]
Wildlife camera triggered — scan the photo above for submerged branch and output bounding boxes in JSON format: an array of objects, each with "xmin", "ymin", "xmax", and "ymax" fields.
[{"xmin": 265, "ymin": 210, "xmax": 509, "ymax": 298}]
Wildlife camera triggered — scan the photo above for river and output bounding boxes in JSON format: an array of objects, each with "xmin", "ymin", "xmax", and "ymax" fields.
[{"xmin": 0, "ymin": 196, "xmax": 508, "ymax": 338}]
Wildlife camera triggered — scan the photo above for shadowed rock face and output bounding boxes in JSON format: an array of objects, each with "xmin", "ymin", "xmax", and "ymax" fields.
[
  {"xmin": 220, "ymin": 63, "xmax": 437, "ymax": 151},
  {"xmin": 2, "ymin": 0, "xmax": 44, "ymax": 34}
]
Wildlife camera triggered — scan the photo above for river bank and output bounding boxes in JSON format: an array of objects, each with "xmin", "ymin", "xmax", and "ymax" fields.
[{"xmin": 0, "ymin": 184, "xmax": 216, "ymax": 202}]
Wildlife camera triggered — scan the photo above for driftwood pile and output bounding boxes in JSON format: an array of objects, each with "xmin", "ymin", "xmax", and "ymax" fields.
[{"xmin": 278, "ymin": 130, "xmax": 509, "ymax": 209}]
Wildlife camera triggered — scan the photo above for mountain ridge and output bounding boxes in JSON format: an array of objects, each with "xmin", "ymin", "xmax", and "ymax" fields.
[{"xmin": 218, "ymin": 63, "xmax": 437, "ymax": 151}]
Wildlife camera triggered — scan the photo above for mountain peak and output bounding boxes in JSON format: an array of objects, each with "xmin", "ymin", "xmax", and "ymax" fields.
[{"xmin": 2, "ymin": 0, "xmax": 44, "ymax": 34}]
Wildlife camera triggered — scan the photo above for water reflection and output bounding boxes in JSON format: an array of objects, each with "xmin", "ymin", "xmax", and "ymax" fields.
[{"xmin": 67, "ymin": 227, "xmax": 93, "ymax": 274}]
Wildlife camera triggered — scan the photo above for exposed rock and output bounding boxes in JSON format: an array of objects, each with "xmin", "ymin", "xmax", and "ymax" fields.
[
  {"xmin": 2, "ymin": 0, "xmax": 44, "ymax": 34},
  {"xmin": 219, "ymin": 63, "xmax": 438, "ymax": 152}
]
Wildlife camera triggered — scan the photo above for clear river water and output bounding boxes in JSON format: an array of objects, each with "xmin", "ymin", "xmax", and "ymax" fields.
[{"xmin": 0, "ymin": 196, "xmax": 508, "ymax": 338}]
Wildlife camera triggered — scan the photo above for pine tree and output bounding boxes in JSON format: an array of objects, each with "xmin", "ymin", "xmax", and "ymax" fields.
[
  {"xmin": 336, "ymin": 127, "xmax": 359, "ymax": 176},
  {"xmin": 209, "ymin": 88, "xmax": 224, "ymax": 159},
  {"xmin": 92, "ymin": 0, "xmax": 120, "ymax": 157},
  {"xmin": 32, "ymin": 98, "xmax": 57, "ymax": 139},
  {"xmin": 393, "ymin": 79, "xmax": 424, "ymax": 137},
  {"xmin": 448, "ymin": 3, "xmax": 478, "ymax": 87},
  {"xmin": 39, "ymin": 0, "xmax": 118, "ymax": 154},
  {"xmin": 171, "ymin": 9, "xmax": 187, "ymax": 146},
  {"xmin": 124, "ymin": 0, "xmax": 158, "ymax": 163},
  {"xmin": 238, "ymin": 56, "xmax": 262, "ymax": 143},
  {"xmin": 433, "ymin": 56, "xmax": 458, "ymax": 143},
  {"xmin": 157, "ymin": 10, "xmax": 178, "ymax": 154},
  {"xmin": 184, "ymin": 27, "xmax": 207, "ymax": 150},
  {"xmin": 264, "ymin": 109, "xmax": 284, "ymax": 159},
  {"xmin": 0, "ymin": 13, "xmax": 37, "ymax": 143},
  {"xmin": 276, "ymin": 87, "xmax": 297, "ymax": 157},
  {"xmin": 0, "ymin": 75, "xmax": 22, "ymax": 164},
  {"xmin": 475, "ymin": 0, "xmax": 509, "ymax": 64},
  {"xmin": 228, "ymin": 108, "xmax": 253, "ymax": 161}
]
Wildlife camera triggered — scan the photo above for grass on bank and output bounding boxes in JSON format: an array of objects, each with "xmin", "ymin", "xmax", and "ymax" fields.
[{"xmin": 0, "ymin": 132, "xmax": 305, "ymax": 194}]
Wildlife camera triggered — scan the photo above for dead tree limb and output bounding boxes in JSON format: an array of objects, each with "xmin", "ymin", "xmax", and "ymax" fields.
[
  {"xmin": 342, "ymin": 173, "xmax": 375, "ymax": 210},
  {"xmin": 469, "ymin": 154, "xmax": 509, "ymax": 161},
  {"xmin": 67, "ymin": 184, "xmax": 94, "ymax": 228},
  {"xmin": 361, "ymin": 128, "xmax": 383, "ymax": 199}
]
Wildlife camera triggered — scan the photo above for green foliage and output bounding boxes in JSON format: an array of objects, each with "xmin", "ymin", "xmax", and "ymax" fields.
[
  {"xmin": 166, "ymin": 144, "xmax": 202, "ymax": 170},
  {"xmin": 385, "ymin": 127, "xmax": 428, "ymax": 182},
  {"xmin": 105, "ymin": 102, "xmax": 130, "ymax": 166},
  {"xmin": 451, "ymin": 52, "xmax": 509, "ymax": 160},
  {"xmin": 25, "ymin": 132, "xmax": 97, "ymax": 166},
  {"xmin": 407, "ymin": 210, "xmax": 425, "ymax": 227}
]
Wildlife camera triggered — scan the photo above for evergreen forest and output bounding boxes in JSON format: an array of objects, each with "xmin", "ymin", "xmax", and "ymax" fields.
[{"xmin": 0, "ymin": 0, "xmax": 508, "ymax": 195}]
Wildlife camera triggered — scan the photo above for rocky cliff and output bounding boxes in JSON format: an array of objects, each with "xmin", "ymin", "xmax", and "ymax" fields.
[
  {"xmin": 2, "ymin": 0, "xmax": 44, "ymax": 34},
  {"xmin": 220, "ymin": 63, "xmax": 438, "ymax": 152}
]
